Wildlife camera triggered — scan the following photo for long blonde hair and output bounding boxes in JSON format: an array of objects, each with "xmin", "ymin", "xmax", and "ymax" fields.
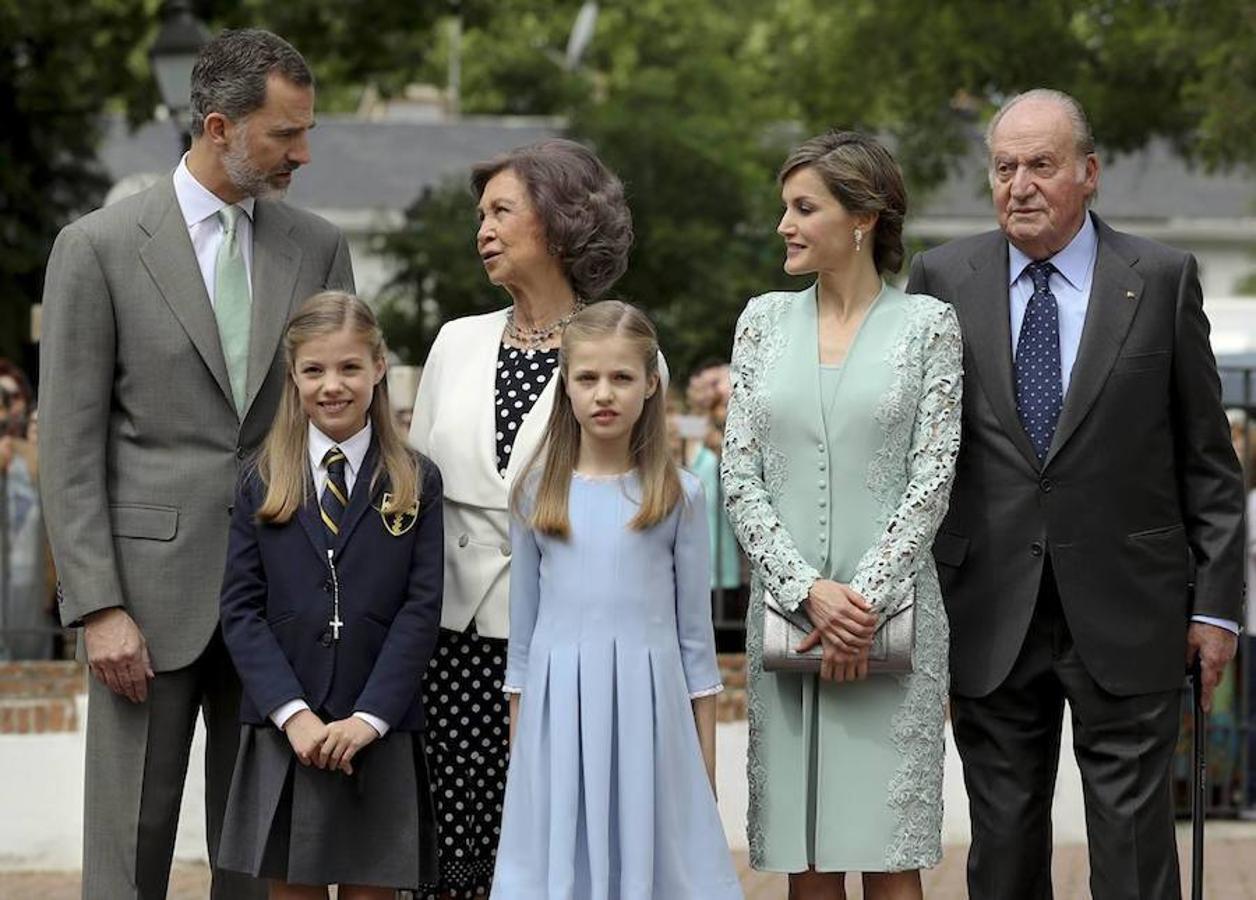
[
  {"xmin": 514, "ymin": 301, "xmax": 680, "ymax": 537},
  {"xmin": 256, "ymin": 291, "xmax": 420, "ymax": 523}
]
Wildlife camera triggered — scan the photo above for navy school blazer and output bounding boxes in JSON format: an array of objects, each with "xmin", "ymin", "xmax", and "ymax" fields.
[{"xmin": 220, "ymin": 442, "xmax": 444, "ymax": 732}]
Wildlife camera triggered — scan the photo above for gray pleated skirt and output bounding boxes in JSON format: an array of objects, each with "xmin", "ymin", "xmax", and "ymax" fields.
[{"xmin": 219, "ymin": 724, "xmax": 439, "ymax": 889}]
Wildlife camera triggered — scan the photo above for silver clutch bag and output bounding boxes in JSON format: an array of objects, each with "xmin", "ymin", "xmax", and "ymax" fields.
[{"xmin": 761, "ymin": 587, "xmax": 914, "ymax": 674}]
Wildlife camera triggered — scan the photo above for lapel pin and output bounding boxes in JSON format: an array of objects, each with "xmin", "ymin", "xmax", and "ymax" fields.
[{"xmin": 1125, "ymin": 290, "xmax": 1136, "ymax": 300}]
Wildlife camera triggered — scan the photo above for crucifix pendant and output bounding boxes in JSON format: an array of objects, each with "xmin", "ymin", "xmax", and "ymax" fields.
[{"xmin": 329, "ymin": 613, "xmax": 344, "ymax": 641}]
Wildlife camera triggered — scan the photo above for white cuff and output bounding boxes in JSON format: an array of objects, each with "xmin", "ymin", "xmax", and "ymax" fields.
[
  {"xmin": 269, "ymin": 699, "xmax": 310, "ymax": 730},
  {"xmin": 502, "ymin": 684, "xmax": 523, "ymax": 695},
  {"xmin": 353, "ymin": 711, "xmax": 389, "ymax": 738},
  {"xmin": 1191, "ymin": 615, "xmax": 1240, "ymax": 635},
  {"xmin": 688, "ymin": 684, "xmax": 724, "ymax": 699}
]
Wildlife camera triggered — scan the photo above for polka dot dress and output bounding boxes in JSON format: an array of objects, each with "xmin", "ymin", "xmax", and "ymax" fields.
[
  {"xmin": 416, "ymin": 343, "xmax": 559, "ymax": 898},
  {"xmin": 494, "ymin": 345, "xmax": 560, "ymax": 474}
]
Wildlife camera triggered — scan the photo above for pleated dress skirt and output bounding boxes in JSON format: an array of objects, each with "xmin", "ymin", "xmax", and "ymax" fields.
[{"xmin": 219, "ymin": 724, "xmax": 440, "ymax": 889}]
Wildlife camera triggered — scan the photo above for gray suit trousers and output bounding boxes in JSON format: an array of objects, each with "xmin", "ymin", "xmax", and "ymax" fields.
[{"xmin": 82, "ymin": 633, "xmax": 265, "ymax": 900}]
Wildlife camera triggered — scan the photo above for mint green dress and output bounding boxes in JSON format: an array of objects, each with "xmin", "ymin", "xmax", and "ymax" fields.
[{"xmin": 721, "ymin": 283, "xmax": 962, "ymax": 872}]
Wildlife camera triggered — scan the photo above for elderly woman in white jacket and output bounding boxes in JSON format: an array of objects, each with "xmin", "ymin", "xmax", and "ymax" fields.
[{"xmin": 407, "ymin": 138, "xmax": 634, "ymax": 898}]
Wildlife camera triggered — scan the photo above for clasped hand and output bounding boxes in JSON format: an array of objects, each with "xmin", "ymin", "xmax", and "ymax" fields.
[
  {"xmin": 796, "ymin": 579, "xmax": 878, "ymax": 682},
  {"xmin": 284, "ymin": 710, "xmax": 379, "ymax": 774}
]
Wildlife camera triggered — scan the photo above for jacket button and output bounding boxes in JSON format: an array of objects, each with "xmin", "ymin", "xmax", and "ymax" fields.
[
  {"xmin": 458, "ymin": 534, "xmax": 469, "ymax": 548},
  {"xmin": 500, "ymin": 542, "xmax": 512, "ymax": 557},
  {"xmin": 1030, "ymin": 541, "xmax": 1044, "ymax": 557},
  {"xmin": 1039, "ymin": 477, "xmax": 1053, "ymax": 493},
  {"xmin": 323, "ymin": 579, "xmax": 332, "ymax": 593},
  {"xmin": 319, "ymin": 630, "xmax": 332, "ymax": 647},
  {"xmin": 235, "ymin": 446, "xmax": 246, "ymax": 460}
]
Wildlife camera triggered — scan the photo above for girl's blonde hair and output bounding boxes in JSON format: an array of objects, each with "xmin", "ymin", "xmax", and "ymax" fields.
[
  {"xmin": 256, "ymin": 291, "xmax": 420, "ymax": 523},
  {"xmin": 515, "ymin": 300, "xmax": 680, "ymax": 537}
]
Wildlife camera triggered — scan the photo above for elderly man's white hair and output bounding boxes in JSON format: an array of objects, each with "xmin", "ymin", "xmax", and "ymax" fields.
[{"xmin": 985, "ymin": 88, "xmax": 1096, "ymax": 158}]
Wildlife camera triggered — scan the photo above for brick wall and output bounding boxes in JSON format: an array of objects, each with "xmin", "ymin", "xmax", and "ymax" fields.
[
  {"xmin": 0, "ymin": 662, "xmax": 85, "ymax": 734},
  {"xmin": 717, "ymin": 653, "xmax": 747, "ymax": 721}
]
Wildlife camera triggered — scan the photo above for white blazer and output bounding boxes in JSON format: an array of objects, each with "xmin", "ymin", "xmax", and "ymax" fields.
[
  {"xmin": 409, "ymin": 308, "xmax": 549, "ymax": 637},
  {"xmin": 409, "ymin": 306, "xmax": 669, "ymax": 639}
]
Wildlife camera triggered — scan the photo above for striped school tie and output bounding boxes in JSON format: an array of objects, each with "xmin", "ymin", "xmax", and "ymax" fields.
[{"xmin": 320, "ymin": 447, "xmax": 349, "ymax": 538}]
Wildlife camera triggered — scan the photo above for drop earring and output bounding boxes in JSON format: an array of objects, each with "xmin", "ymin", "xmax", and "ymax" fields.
[{"xmin": 853, "ymin": 228, "xmax": 864, "ymax": 253}]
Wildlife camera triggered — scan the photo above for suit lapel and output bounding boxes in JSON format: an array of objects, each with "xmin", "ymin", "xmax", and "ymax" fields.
[
  {"xmin": 334, "ymin": 443, "xmax": 381, "ymax": 557},
  {"xmin": 471, "ymin": 310, "xmax": 511, "ymax": 488},
  {"xmin": 1045, "ymin": 218, "xmax": 1143, "ymax": 465},
  {"xmin": 296, "ymin": 472, "xmax": 329, "ymax": 559},
  {"xmin": 954, "ymin": 238, "xmax": 1042, "ymax": 470},
  {"xmin": 137, "ymin": 178, "xmax": 235, "ymax": 411},
  {"xmin": 244, "ymin": 200, "xmax": 303, "ymax": 419}
]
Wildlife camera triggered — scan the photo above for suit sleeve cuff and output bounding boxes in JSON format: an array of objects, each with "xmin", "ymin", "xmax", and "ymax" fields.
[
  {"xmin": 270, "ymin": 699, "xmax": 310, "ymax": 730},
  {"xmin": 353, "ymin": 711, "xmax": 389, "ymax": 738},
  {"xmin": 1191, "ymin": 615, "xmax": 1240, "ymax": 635}
]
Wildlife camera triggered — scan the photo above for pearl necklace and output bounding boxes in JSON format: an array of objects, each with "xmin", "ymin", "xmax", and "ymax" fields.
[{"xmin": 505, "ymin": 300, "xmax": 585, "ymax": 353}]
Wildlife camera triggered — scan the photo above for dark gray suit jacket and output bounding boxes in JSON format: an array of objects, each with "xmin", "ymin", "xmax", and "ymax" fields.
[
  {"xmin": 39, "ymin": 175, "xmax": 355, "ymax": 671},
  {"xmin": 908, "ymin": 213, "xmax": 1244, "ymax": 697}
]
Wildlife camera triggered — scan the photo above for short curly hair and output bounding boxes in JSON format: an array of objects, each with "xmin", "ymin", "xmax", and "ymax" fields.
[
  {"xmin": 778, "ymin": 131, "xmax": 907, "ymax": 275},
  {"xmin": 471, "ymin": 139, "xmax": 633, "ymax": 300}
]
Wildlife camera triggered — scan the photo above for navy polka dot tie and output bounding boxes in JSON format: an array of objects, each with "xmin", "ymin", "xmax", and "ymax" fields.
[{"xmin": 1014, "ymin": 261, "xmax": 1062, "ymax": 462}]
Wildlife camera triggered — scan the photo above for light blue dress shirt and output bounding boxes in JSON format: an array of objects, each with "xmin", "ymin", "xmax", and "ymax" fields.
[
  {"xmin": 1008, "ymin": 212, "xmax": 1097, "ymax": 397},
  {"xmin": 1007, "ymin": 213, "xmax": 1237, "ymax": 634}
]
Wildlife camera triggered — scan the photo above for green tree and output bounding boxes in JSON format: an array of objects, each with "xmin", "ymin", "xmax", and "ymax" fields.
[{"xmin": 0, "ymin": 0, "xmax": 156, "ymax": 362}]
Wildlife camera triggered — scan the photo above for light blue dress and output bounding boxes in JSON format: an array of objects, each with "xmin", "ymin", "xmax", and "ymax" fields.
[{"xmin": 492, "ymin": 470, "xmax": 743, "ymax": 900}]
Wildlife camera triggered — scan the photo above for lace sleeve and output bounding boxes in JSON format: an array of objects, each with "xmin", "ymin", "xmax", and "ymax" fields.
[
  {"xmin": 848, "ymin": 305, "xmax": 963, "ymax": 616},
  {"xmin": 720, "ymin": 299, "xmax": 822, "ymax": 613}
]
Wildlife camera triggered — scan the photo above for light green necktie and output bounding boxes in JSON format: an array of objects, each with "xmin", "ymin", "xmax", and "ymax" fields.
[{"xmin": 214, "ymin": 204, "xmax": 251, "ymax": 415}]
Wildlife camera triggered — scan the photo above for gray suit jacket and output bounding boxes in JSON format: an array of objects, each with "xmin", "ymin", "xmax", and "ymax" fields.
[
  {"xmin": 39, "ymin": 175, "xmax": 355, "ymax": 671},
  {"xmin": 908, "ymin": 213, "xmax": 1243, "ymax": 697}
]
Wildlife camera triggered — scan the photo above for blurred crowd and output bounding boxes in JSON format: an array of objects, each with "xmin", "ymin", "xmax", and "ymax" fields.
[
  {"xmin": 0, "ymin": 358, "xmax": 62, "ymax": 660},
  {"xmin": 668, "ymin": 361, "xmax": 748, "ymax": 649}
]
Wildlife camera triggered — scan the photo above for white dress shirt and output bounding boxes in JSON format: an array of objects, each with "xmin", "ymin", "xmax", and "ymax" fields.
[
  {"xmin": 172, "ymin": 154, "xmax": 255, "ymax": 305},
  {"xmin": 270, "ymin": 422, "xmax": 391, "ymax": 737},
  {"xmin": 1007, "ymin": 213, "xmax": 1238, "ymax": 635}
]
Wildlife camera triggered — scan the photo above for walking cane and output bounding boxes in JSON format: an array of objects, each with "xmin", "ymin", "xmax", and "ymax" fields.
[{"xmin": 1190, "ymin": 657, "xmax": 1206, "ymax": 900}]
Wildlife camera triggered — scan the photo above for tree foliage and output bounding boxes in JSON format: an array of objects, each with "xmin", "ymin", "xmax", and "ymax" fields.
[
  {"xmin": 0, "ymin": 0, "xmax": 157, "ymax": 361},
  {"xmin": 4, "ymin": 0, "xmax": 1255, "ymax": 375}
]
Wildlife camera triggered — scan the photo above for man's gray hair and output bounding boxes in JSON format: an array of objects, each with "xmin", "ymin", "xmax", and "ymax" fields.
[
  {"xmin": 189, "ymin": 29, "xmax": 313, "ymax": 137},
  {"xmin": 985, "ymin": 88, "xmax": 1096, "ymax": 159}
]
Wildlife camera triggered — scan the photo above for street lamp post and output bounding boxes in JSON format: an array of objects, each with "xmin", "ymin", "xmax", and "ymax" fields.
[{"xmin": 148, "ymin": 0, "xmax": 210, "ymax": 155}]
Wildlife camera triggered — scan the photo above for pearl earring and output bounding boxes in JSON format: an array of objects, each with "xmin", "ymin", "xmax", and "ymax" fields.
[{"xmin": 853, "ymin": 229, "xmax": 864, "ymax": 252}]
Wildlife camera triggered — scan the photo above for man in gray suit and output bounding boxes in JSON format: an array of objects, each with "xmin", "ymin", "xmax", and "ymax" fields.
[
  {"xmin": 908, "ymin": 89, "xmax": 1243, "ymax": 899},
  {"xmin": 39, "ymin": 29, "xmax": 353, "ymax": 898}
]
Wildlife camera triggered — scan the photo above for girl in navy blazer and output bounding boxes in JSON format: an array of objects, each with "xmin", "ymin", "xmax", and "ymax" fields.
[{"xmin": 218, "ymin": 291, "xmax": 443, "ymax": 898}]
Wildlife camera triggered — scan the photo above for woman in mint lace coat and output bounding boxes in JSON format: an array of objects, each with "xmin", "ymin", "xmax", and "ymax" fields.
[{"xmin": 721, "ymin": 132, "xmax": 962, "ymax": 899}]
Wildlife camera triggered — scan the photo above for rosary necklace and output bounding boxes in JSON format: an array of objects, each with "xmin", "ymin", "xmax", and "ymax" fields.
[{"xmin": 505, "ymin": 300, "xmax": 585, "ymax": 354}]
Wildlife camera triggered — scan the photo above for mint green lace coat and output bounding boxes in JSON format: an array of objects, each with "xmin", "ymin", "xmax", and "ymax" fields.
[{"xmin": 721, "ymin": 282, "xmax": 962, "ymax": 872}]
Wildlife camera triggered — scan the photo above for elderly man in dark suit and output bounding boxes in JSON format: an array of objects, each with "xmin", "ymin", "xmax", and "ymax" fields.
[
  {"xmin": 907, "ymin": 88, "xmax": 1243, "ymax": 899},
  {"xmin": 39, "ymin": 29, "xmax": 353, "ymax": 898}
]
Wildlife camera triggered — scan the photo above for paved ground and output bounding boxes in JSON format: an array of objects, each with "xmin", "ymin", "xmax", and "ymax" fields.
[{"xmin": 5, "ymin": 823, "xmax": 1255, "ymax": 899}]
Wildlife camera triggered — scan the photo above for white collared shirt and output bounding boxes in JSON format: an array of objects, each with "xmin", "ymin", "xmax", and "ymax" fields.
[
  {"xmin": 172, "ymin": 154, "xmax": 256, "ymax": 307},
  {"xmin": 308, "ymin": 421, "xmax": 373, "ymax": 499},
  {"xmin": 271, "ymin": 420, "xmax": 390, "ymax": 737}
]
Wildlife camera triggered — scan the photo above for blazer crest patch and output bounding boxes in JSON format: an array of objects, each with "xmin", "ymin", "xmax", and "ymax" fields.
[{"xmin": 378, "ymin": 493, "xmax": 418, "ymax": 536}]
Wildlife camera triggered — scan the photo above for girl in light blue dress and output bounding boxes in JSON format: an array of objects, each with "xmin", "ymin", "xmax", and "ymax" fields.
[{"xmin": 492, "ymin": 301, "xmax": 743, "ymax": 900}]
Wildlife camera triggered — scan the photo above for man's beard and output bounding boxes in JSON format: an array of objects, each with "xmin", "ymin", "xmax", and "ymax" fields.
[{"xmin": 222, "ymin": 127, "xmax": 291, "ymax": 199}]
